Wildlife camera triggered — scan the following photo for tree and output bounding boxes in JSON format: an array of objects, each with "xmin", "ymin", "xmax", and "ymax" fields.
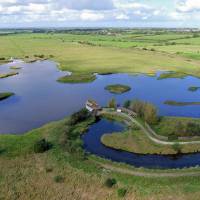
[
  {"xmin": 123, "ymin": 100, "xmax": 131, "ymax": 108},
  {"xmin": 108, "ymin": 98, "xmax": 117, "ymax": 109},
  {"xmin": 144, "ymin": 103, "xmax": 158, "ymax": 125},
  {"xmin": 129, "ymin": 99, "xmax": 145, "ymax": 117}
]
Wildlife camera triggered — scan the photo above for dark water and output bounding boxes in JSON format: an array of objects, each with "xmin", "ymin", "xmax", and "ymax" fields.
[
  {"xmin": 1, "ymin": 60, "xmax": 200, "ymax": 134},
  {"xmin": 83, "ymin": 119, "xmax": 200, "ymax": 169}
]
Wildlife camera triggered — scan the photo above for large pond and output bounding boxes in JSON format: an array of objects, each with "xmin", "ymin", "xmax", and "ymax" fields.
[
  {"xmin": 83, "ymin": 119, "xmax": 200, "ymax": 169},
  {"xmin": 1, "ymin": 60, "xmax": 200, "ymax": 134}
]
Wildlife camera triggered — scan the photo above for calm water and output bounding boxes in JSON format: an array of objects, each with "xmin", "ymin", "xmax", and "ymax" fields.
[
  {"xmin": 1, "ymin": 60, "xmax": 200, "ymax": 134},
  {"xmin": 83, "ymin": 119, "xmax": 200, "ymax": 169}
]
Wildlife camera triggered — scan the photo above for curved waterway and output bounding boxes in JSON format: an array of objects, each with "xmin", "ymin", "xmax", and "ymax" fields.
[
  {"xmin": 1, "ymin": 60, "xmax": 200, "ymax": 134},
  {"xmin": 83, "ymin": 119, "xmax": 200, "ymax": 169}
]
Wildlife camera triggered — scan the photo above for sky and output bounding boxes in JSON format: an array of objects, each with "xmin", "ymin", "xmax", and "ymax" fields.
[{"xmin": 0, "ymin": 0, "xmax": 200, "ymax": 28}]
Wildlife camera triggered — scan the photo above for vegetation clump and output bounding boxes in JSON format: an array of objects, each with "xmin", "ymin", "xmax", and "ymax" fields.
[
  {"xmin": 188, "ymin": 86, "xmax": 200, "ymax": 92},
  {"xmin": 117, "ymin": 188, "xmax": 127, "ymax": 198},
  {"xmin": 54, "ymin": 175, "xmax": 65, "ymax": 183},
  {"xmin": 57, "ymin": 73, "xmax": 96, "ymax": 83},
  {"xmin": 104, "ymin": 178, "xmax": 117, "ymax": 188},
  {"xmin": 105, "ymin": 84, "xmax": 131, "ymax": 94},
  {"xmin": 33, "ymin": 139, "xmax": 52, "ymax": 153},
  {"xmin": 0, "ymin": 92, "xmax": 14, "ymax": 101}
]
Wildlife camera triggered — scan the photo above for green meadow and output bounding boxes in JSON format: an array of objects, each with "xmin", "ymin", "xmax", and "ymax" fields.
[
  {"xmin": 0, "ymin": 31, "xmax": 200, "ymax": 77},
  {"xmin": 2, "ymin": 30, "xmax": 200, "ymax": 200}
]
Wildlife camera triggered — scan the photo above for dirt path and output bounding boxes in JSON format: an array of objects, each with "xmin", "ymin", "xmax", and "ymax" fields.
[{"xmin": 99, "ymin": 162, "xmax": 200, "ymax": 177}]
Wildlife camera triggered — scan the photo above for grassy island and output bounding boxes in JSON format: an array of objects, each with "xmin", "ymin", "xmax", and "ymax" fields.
[
  {"xmin": 188, "ymin": 86, "xmax": 200, "ymax": 92},
  {"xmin": 164, "ymin": 100, "xmax": 200, "ymax": 106},
  {"xmin": 57, "ymin": 73, "xmax": 96, "ymax": 83},
  {"xmin": 10, "ymin": 66, "xmax": 21, "ymax": 70},
  {"xmin": 0, "ymin": 92, "xmax": 14, "ymax": 101},
  {"xmin": 0, "ymin": 72, "xmax": 19, "ymax": 79},
  {"xmin": 105, "ymin": 84, "xmax": 131, "ymax": 94}
]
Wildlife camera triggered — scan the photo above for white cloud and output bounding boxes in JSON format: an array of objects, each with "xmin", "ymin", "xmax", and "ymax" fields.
[
  {"xmin": 176, "ymin": 0, "xmax": 200, "ymax": 12},
  {"xmin": 80, "ymin": 11, "xmax": 105, "ymax": 21}
]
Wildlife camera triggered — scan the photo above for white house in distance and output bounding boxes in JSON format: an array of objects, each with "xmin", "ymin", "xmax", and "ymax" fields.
[{"xmin": 86, "ymin": 99, "xmax": 101, "ymax": 112}]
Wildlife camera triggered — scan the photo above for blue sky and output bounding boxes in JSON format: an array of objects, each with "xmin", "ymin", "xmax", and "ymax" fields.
[{"xmin": 0, "ymin": 0, "xmax": 200, "ymax": 28}]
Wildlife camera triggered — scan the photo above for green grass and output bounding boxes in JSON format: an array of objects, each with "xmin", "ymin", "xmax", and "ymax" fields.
[
  {"xmin": 154, "ymin": 117, "xmax": 200, "ymax": 137},
  {"xmin": 105, "ymin": 84, "xmax": 131, "ymax": 94},
  {"xmin": 164, "ymin": 100, "xmax": 200, "ymax": 106},
  {"xmin": 0, "ymin": 92, "xmax": 14, "ymax": 101},
  {"xmin": 1, "ymin": 113, "xmax": 200, "ymax": 199},
  {"xmin": 0, "ymin": 72, "xmax": 19, "ymax": 79},
  {"xmin": 1, "ymin": 33, "xmax": 200, "ymax": 78},
  {"xmin": 57, "ymin": 73, "xmax": 96, "ymax": 83}
]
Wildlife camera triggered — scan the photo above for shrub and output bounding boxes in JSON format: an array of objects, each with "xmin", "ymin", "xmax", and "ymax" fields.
[
  {"xmin": 123, "ymin": 100, "xmax": 131, "ymax": 108},
  {"xmin": 117, "ymin": 188, "xmax": 127, "ymax": 198},
  {"xmin": 0, "ymin": 57, "xmax": 5, "ymax": 60},
  {"xmin": 68, "ymin": 108, "xmax": 91, "ymax": 126},
  {"xmin": 172, "ymin": 143, "xmax": 182, "ymax": 153},
  {"xmin": 33, "ymin": 139, "xmax": 52, "ymax": 153},
  {"xmin": 46, "ymin": 167, "xmax": 53, "ymax": 173},
  {"xmin": 54, "ymin": 175, "xmax": 64, "ymax": 183},
  {"xmin": 105, "ymin": 178, "xmax": 117, "ymax": 188}
]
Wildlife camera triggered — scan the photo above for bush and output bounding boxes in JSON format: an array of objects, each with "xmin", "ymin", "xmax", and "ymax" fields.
[
  {"xmin": 0, "ymin": 57, "xmax": 5, "ymax": 60},
  {"xmin": 123, "ymin": 100, "xmax": 131, "ymax": 108},
  {"xmin": 54, "ymin": 175, "xmax": 64, "ymax": 183},
  {"xmin": 68, "ymin": 108, "xmax": 91, "ymax": 126},
  {"xmin": 34, "ymin": 139, "xmax": 52, "ymax": 153},
  {"xmin": 117, "ymin": 188, "xmax": 127, "ymax": 198},
  {"xmin": 105, "ymin": 178, "xmax": 117, "ymax": 188}
]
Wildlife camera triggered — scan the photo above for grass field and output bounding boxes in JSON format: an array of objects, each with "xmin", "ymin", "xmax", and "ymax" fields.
[
  {"xmin": 1, "ymin": 115, "xmax": 200, "ymax": 199},
  {"xmin": 1, "ymin": 32, "xmax": 200, "ymax": 77}
]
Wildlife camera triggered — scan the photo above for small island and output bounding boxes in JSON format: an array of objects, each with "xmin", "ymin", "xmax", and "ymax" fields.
[
  {"xmin": 10, "ymin": 66, "xmax": 21, "ymax": 70},
  {"xmin": 0, "ymin": 72, "xmax": 19, "ymax": 79},
  {"xmin": 164, "ymin": 100, "xmax": 200, "ymax": 106},
  {"xmin": 57, "ymin": 73, "xmax": 96, "ymax": 83},
  {"xmin": 188, "ymin": 86, "xmax": 200, "ymax": 92},
  {"xmin": 0, "ymin": 92, "xmax": 14, "ymax": 101},
  {"xmin": 105, "ymin": 84, "xmax": 131, "ymax": 94},
  {"xmin": 157, "ymin": 72, "xmax": 187, "ymax": 80}
]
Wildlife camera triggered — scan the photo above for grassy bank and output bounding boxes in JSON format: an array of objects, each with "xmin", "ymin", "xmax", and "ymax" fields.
[
  {"xmin": 0, "ymin": 72, "xmax": 19, "ymax": 79},
  {"xmin": 0, "ymin": 92, "xmax": 14, "ymax": 101},
  {"xmin": 105, "ymin": 84, "xmax": 131, "ymax": 94},
  {"xmin": 57, "ymin": 73, "xmax": 96, "ymax": 83}
]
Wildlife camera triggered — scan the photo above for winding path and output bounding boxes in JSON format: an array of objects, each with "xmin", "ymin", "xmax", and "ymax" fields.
[
  {"xmin": 100, "ymin": 109, "xmax": 200, "ymax": 145},
  {"xmin": 98, "ymin": 162, "xmax": 200, "ymax": 177}
]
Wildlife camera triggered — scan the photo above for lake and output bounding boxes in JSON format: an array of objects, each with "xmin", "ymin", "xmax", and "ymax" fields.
[{"xmin": 1, "ymin": 60, "xmax": 200, "ymax": 134}]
